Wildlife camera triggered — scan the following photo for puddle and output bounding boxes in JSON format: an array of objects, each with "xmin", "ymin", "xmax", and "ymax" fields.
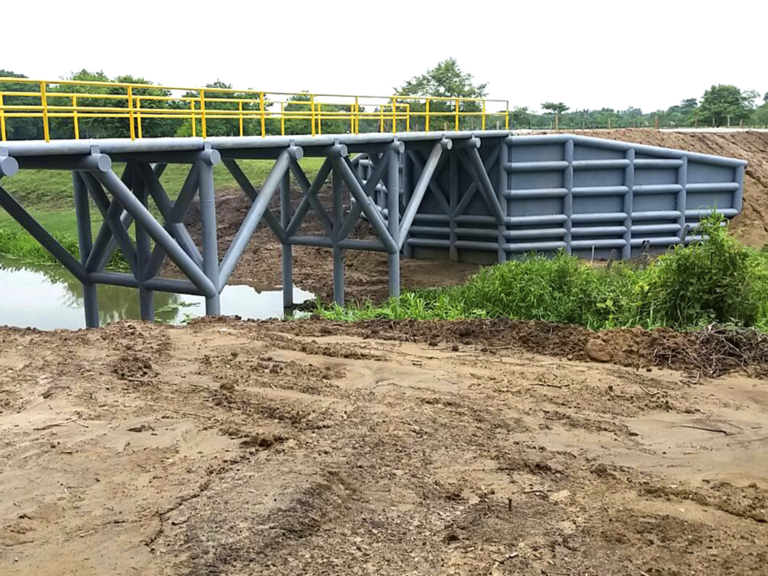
[{"xmin": 0, "ymin": 258, "xmax": 313, "ymax": 330}]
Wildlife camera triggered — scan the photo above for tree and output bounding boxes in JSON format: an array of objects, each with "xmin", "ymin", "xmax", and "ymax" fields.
[
  {"xmin": 698, "ymin": 84, "xmax": 753, "ymax": 127},
  {"xmin": 0, "ymin": 69, "xmax": 42, "ymax": 140},
  {"xmin": 394, "ymin": 58, "xmax": 488, "ymax": 130},
  {"xmin": 512, "ymin": 106, "xmax": 532, "ymax": 129},
  {"xmin": 541, "ymin": 102, "xmax": 569, "ymax": 128}
]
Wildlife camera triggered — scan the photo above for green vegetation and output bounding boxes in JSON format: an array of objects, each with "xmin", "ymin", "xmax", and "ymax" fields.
[
  {"xmin": 0, "ymin": 228, "xmax": 129, "ymax": 271},
  {"xmin": 319, "ymin": 215, "xmax": 768, "ymax": 332}
]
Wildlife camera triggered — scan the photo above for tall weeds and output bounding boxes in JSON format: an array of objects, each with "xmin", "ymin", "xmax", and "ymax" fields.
[{"xmin": 320, "ymin": 214, "xmax": 768, "ymax": 332}]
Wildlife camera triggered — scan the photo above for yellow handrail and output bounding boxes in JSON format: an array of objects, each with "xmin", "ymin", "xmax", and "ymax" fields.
[{"xmin": 0, "ymin": 77, "xmax": 510, "ymax": 141}]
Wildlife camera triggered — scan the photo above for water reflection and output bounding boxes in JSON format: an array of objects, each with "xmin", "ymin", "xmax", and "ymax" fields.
[{"xmin": 0, "ymin": 258, "xmax": 313, "ymax": 330}]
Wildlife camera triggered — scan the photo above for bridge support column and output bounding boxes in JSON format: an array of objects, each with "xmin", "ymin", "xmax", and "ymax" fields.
[
  {"xmin": 281, "ymin": 169, "xmax": 293, "ymax": 309},
  {"xmin": 133, "ymin": 165, "xmax": 154, "ymax": 321},
  {"xmin": 387, "ymin": 147, "xmax": 400, "ymax": 298},
  {"xmin": 73, "ymin": 172, "xmax": 99, "ymax": 328},
  {"xmin": 198, "ymin": 158, "xmax": 220, "ymax": 316},
  {"xmin": 332, "ymin": 165, "xmax": 344, "ymax": 306}
]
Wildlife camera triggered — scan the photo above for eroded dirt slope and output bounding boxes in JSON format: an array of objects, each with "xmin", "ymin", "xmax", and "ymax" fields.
[
  {"xmin": 578, "ymin": 130, "xmax": 768, "ymax": 247},
  {"xmin": 1, "ymin": 319, "xmax": 767, "ymax": 575}
]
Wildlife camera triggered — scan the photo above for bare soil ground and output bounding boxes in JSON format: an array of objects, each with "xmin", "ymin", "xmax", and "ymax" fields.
[
  {"xmin": 1, "ymin": 318, "xmax": 767, "ymax": 575},
  {"xmin": 181, "ymin": 130, "xmax": 768, "ymax": 303}
]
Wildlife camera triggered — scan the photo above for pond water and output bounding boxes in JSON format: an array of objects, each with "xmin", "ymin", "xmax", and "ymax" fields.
[{"xmin": 0, "ymin": 258, "xmax": 314, "ymax": 330}]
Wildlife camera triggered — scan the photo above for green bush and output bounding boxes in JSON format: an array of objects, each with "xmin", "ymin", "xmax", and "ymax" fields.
[{"xmin": 319, "ymin": 214, "xmax": 768, "ymax": 332}]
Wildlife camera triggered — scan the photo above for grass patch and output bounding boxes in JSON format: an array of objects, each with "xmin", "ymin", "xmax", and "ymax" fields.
[
  {"xmin": 0, "ymin": 229, "xmax": 129, "ymax": 272},
  {"xmin": 319, "ymin": 214, "xmax": 768, "ymax": 332}
]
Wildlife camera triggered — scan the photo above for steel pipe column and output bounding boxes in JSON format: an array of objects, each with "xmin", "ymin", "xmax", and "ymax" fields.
[
  {"xmin": 281, "ymin": 167, "xmax": 293, "ymax": 309},
  {"xmin": 198, "ymin": 158, "xmax": 220, "ymax": 315},
  {"xmin": 332, "ymin": 165, "xmax": 344, "ymax": 306},
  {"xmin": 73, "ymin": 172, "xmax": 99, "ymax": 328},
  {"xmin": 387, "ymin": 146, "xmax": 401, "ymax": 298}
]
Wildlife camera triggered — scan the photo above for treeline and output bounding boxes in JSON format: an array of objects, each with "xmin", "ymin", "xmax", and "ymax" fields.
[
  {"xmin": 2, "ymin": 67, "xmax": 768, "ymax": 141},
  {"xmin": 0, "ymin": 69, "xmax": 378, "ymax": 140},
  {"xmin": 515, "ymin": 85, "xmax": 768, "ymax": 130}
]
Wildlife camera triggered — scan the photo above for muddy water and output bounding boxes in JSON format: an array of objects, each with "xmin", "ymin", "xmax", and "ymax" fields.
[{"xmin": 0, "ymin": 258, "xmax": 313, "ymax": 330}]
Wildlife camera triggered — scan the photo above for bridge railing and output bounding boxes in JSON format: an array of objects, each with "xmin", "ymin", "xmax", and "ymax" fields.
[{"xmin": 0, "ymin": 77, "xmax": 510, "ymax": 142}]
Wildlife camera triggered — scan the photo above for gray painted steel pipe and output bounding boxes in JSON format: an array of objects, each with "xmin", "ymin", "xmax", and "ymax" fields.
[
  {"xmin": 92, "ymin": 169, "xmax": 217, "ymax": 298},
  {"xmin": 218, "ymin": 150, "xmax": 291, "ymax": 290}
]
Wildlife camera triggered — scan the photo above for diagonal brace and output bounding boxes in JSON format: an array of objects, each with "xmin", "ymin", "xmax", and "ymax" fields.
[
  {"xmin": 332, "ymin": 156, "xmax": 398, "ymax": 255},
  {"xmin": 336, "ymin": 151, "xmax": 390, "ymax": 242},
  {"xmin": 218, "ymin": 150, "xmax": 292, "ymax": 289},
  {"xmin": 92, "ymin": 169, "xmax": 217, "ymax": 299},
  {"xmin": 407, "ymin": 149, "xmax": 451, "ymax": 216},
  {"xmin": 286, "ymin": 158, "xmax": 334, "ymax": 237},
  {"xmin": 222, "ymin": 158, "xmax": 289, "ymax": 244},
  {"xmin": 0, "ymin": 184, "xmax": 86, "ymax": 282},
  {"xmin": 399, "ymin": 140, "xmax": 451, "ymax": 250}
]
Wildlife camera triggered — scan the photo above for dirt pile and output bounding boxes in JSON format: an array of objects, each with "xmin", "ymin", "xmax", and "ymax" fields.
[
  {"xmin": 577, "ymin": 130, "xmax": 768, "ymax": 247},
  {"xmin": 281, "ymin": 317, "xmax": 768, "ymax": 378}
]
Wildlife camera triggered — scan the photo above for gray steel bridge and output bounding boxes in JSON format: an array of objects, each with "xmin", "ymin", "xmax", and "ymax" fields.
[{"xmin": 0, "ymin": 131, "xmax": 746, "ymax": 327}]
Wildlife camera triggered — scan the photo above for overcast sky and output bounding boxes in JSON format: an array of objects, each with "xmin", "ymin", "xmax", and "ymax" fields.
[{"xmin": 4, "ymin": 0, "xmax": 766, "ymax": 114}]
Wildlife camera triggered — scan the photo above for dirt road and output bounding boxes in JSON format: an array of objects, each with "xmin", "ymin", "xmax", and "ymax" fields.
[{"xmin": 1, "ymin": 319, "xmax": 766, "ymax": 575}]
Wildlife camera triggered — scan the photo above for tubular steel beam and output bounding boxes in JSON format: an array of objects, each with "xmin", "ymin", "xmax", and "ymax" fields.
[
  {"xmin": 0, "ymin": 183, "xmax": 86, "ymax": 282},
  {"xmin": 281, "ymin": 166, "xmax": 293, "ymax": 309},
  {"xmin": 92, "ymin": 169, "xmax": 217, "ymax": 299},
  {"xmin": 218, "ymin": 150, "xmax": 292, "ymax": 290},
  {"xmin": 222, "ymin": 158, "xmax": 289, "ymax": 244},
  {"xmin": 337, "ymin": 150, "xmax": 390, "ymax": 242},
  {"xmin": 399, "ymin": 140, "xmax": 450, "ymax": 249},
  {"xmin": 333, "ymin": 155, "xmax": 398, "ymax": 255},
  {"xmin": 387, "ymin": 146, "xmax": 401, "ymax": 298},
  {"xmin": 198, "ymin": 159, "xmax": 221, "ymax": 315},
  {"xmin": 332, "ymin": 164, "xmax": 344, "ymax": 305},
  {"xmin": 73, "ymin": 172, "xmax": 99, "ymax": 327},
  {"xmin": 287, "ymin": 158, "xmax": 334, "ymax": 238}
]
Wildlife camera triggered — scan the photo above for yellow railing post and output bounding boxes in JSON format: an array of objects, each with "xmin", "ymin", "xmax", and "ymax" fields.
[
  {"xmin": 72, "ymin": 95, "xmax": 79, "ymax": 140},
  {"xmin": 425, "ymin": 98, "xmax": 430, "ymax": 132},
  {"xmin": 349, "ymin": 100, "xmax": 355, "ymax": 134},
  {"xmin": 280, "ymin": 102, "xmax": 285, "ymax": 136},
  {"xmin": 391, "ymin": 97, "xmax": 397, "ymax": 134},
  {"xmin": 354, "ymin": 96, "xmax": 359, "ymax": 134},
  {"xmin": 136, "ymin": 97, "xmax": 143, "ymax": 139},
  {"xmin": 127, "ymin": 86, "xmax": 136, "ymax": 140},
  {"xmin": 190, "ymin": 100, "xmax": 197, "ymax": 137},
  {"xmin": 406, "ymin": 103, "xmax": 410, "ymax": 132},
  {"xmin": 505, "ymin": 103, "xmax": 510, "ymax": 130},
  {"xmin": 200, "ymin": 89, "xmax": 207, "ymax": 138},
  {"xmin": 239, "ymin": 101, "xmax": 244, "ymax": 137},
  {"xmin": 310, "ymin": 94, "xmax": 316, "ymax": 137},
  {"xmin": 1, "ymin": 93, "xmax": 7, "ymax": 142},
  {"xmin": 455, "ymin": 98, "xmax": 459, "ymax": 131},
  {"xmin": 40, "ymin": 81, "xmax": 50, "ymax": 142},
  {"xmin": 259, "ymin": 92, "xmax": 265, "ymax": 137},
  {"xmin": 482, "ymin": 100, "xmax": 486, "ymax": 131},
  {"xmin": 317, "ymin": 103, "xmax": 322, "ymax": 135},
  {"xmin": 379, "ymin": 106, "xmax": 384, "ymax": 133}
]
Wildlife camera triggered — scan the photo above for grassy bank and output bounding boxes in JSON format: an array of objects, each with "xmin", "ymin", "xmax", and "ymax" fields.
[{"xmin": 319, "ymin": 215, "xmax": 768, "ymax": 332}]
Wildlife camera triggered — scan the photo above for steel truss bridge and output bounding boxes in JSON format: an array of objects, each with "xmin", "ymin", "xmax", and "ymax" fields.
[{"xmin": 0, "ymin": 129, "xmax": 746, "ymax": 328}]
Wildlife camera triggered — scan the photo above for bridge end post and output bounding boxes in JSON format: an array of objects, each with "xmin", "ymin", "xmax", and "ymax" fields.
[{"xmin": 73, "ymin": 172, "xmax": 100, "ymax": 328}]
